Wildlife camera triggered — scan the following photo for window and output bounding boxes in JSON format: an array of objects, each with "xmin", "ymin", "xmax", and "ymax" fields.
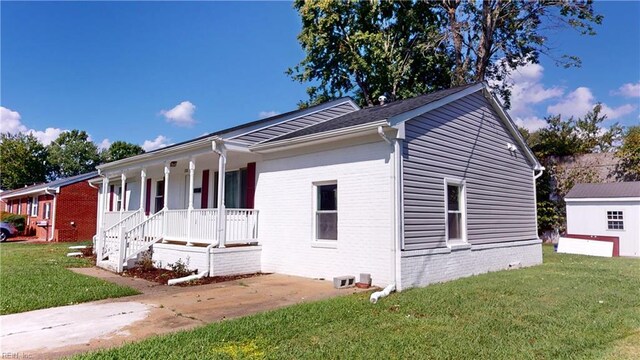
[
  {"xmin": 607, "ymin": 211, "xmax": 624, "ymax": 230},
  {"xmin": 44, "ymin": 203, "xmax": 51, "ymax": 220},
  {"xmin": 315, "ymin": 182, "xmax": 337, "ymax": 241},
  {"xmin": 7, "ymin": 201, "xmax": 12, "ymax": 214},
  {"xmin": 155, "ymin": 180, "xmax": 165, "ymax": 213},
  {"xmin": 116, "ymin": 187, "xmax": 123, "ymax": 211},
  {"xmin": 445, "ymin": 179, "xmax": 466, "ymax": 243},
  {"xmin": 31, "ymin": 196, "xmax": 39, "ymax": 217}
]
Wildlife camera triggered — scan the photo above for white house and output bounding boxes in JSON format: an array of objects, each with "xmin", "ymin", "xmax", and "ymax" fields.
[
  {"xmin": 94, "ymin": 82, "xmax": 544, "ymax": 290},
  {"xmin": 565, "ymin": 182, "xmax": 640, "ymax": 257}
]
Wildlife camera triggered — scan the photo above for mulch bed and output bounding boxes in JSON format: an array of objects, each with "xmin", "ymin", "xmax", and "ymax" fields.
[
  {"xmin": 122, "ymin": 267, "xmax": 267, "ymax": 286},
  {"xmin": 79, "ymin": 246, "xmax": 266, "ymax": 286}
]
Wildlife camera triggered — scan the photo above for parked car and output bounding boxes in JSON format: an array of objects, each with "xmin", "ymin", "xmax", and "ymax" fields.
[{"xmin": 0, "ymin": 222, "xmax": 18, "ymax": 242}]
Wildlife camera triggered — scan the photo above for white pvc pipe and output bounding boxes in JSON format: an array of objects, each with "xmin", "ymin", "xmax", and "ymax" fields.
[
  {"xmin": 370, "ymin": 283, "xmax": 396, "ymax": 304},
  {"xmin": 168, "ymin": 271, "xmax": 208, "ymax": 286}
]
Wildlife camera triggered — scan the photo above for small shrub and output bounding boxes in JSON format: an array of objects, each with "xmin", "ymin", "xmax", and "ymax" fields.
[
  {"xmin": 136, "ymin": 250, "xmax": 156, "ymax": 271},
  {"xmin": 0, "ymin": 212, "xmax": 26, "ymax": 232},
  {"xmin": 168, "ymin": 257, "xmax": 193, "ymax": 278}
]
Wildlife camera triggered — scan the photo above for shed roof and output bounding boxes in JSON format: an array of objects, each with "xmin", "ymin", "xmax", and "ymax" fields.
[
  {"xmin": 565, "ymin": 182, "xmax": 640, "ymax": 199},
  {"xmin": 0, "ymin": 171, "xmax": 99, "ymax": 199}
]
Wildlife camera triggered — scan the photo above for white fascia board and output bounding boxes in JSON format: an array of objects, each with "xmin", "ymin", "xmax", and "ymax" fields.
[
  {"xmin": 388, "ymin": 83, "xmax": 485, "ymax": 127},
  {"xmin": 0, "ymin": 187, "xmax": 60, "ymax": 200},
  {"xmin": 97, "ymin": 137, "xmax": 219, "ymax": 172},
  {"xmin": 566, "ymin": 197, "xmax": 640, "ymax": 203},
  {"xmin": 482, "ymin": 87, "xmax": 544, "ymax": 171},
  {"xmin": 227, "ymin": 98, "xmax": 360, "ymax": 141},
  {"xmin": 249, "ymin": 120, "xmax": 389, "ymax": 153}
]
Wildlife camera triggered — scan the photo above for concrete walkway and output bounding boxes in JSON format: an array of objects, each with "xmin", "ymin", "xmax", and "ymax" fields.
[{"xmin": 0, "ymin": 270, "xmax": 360, "ymax": 359}]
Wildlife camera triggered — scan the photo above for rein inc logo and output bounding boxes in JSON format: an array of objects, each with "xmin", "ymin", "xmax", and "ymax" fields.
[{"xmin": 2, "ymin": 353, "xmax": 33, "ymax": 359}]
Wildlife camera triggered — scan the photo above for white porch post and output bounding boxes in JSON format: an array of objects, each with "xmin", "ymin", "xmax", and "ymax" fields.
[
  {"xmin": 98, "ymin": 177, "xmax": 109, "ymax": 260},
  {"xmin": 162, "ymin": 163, "xmax": 170, "ymax": 242},
  {"xmin": 119, "ymin": 173, "xmax": 126, "ymax": 220},
  {"xmin": 215, "ymin": 145, "xmax": 227, "ymax": 248},
  {"xmin": 139, "ymin": 168, "xmax": 146, "ymax": 214},
  {"xmin": 186, "ymin": 158, "xmax": 195, "ymax": 246}
]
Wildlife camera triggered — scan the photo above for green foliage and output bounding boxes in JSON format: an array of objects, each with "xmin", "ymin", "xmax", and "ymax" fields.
[
  {"xmin": 101, "ymin": 140, "xmax": 144, "ymax": 163},
  {"xmin": 75, "ymin": 247, "xmax": 640, "ymax": 359},
  {"xmin": 288, "ymin": 1, "xmax": 452, "ymax": 107},
  {"xmin": 613, "ymin": 125, "xmax": 640, "ymax": 181},
  {"xmin": 290, "ymin": 1, "xmax": 602, "ymax": 107},
  {"xmin": 0, "ymin": 242, "xmax": 138, "ymax": 314},
  {"xmin": 440, "ymin": 1, "xmax": 602, "ymax": 105},
  {"xmin": 47, "ymin": 130, "xmax": 100, "ymax": 179},
  {"xmin": 0, "ymin": 211, "xmax": 26, "ymax": 232},
  {"xmin": 168, "ymin": 258, "xmax": 194, "ymax": 277},
  {"xmin": 0, "ymin": 132, "xmax": 48, "ymax": 190},
  {"xmin": 135, "ymin": 250, "xmax": 156, "ymax": 272}
]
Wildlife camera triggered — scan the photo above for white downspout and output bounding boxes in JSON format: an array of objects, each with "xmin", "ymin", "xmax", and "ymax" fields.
[
  {"xmin": 212, "ymin": 140, "xmax": 227, "ymax": 248},
  {"xmin": 45, "ymin": 189, "xmax": 57, "ymax": 242},
  {"xmin": 533, "ymin": 167, "xmax": 545, "ymax": 239}
]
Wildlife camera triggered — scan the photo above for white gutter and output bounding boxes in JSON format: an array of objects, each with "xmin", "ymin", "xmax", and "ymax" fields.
[{"xmin": 1, "ymin": 186, "xmax": 60, "ymax": 200}]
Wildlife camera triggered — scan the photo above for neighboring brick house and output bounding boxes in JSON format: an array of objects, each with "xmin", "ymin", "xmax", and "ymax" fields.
[{"xmin": 0, "ymin": 172, "xmax": 99, "ymax": 242}]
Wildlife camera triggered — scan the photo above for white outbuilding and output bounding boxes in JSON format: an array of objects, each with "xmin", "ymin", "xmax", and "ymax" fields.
[{"xmin": 565, "ymin": 182, "xmax": 640, "ymax": 257}]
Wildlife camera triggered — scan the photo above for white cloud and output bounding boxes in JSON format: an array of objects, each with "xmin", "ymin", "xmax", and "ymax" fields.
[
  {"xmin": 0, "ymin": 106, "xmax": 66, "ymax": 145},
  {"xmin": 258, "ymin": 110, "xmax": 279, "ymax": 119},
  {"xmin": 160, "ymin": 101, "xmax": 196, "ymax": 127},
  {"xmin": 612, "ymin": 82, "xmax": 640, "ymax": 98},
  {"xmin": 547, "ymin": 87, "xmax": 637, "ymax": 120},
  {"xmin": 26, "ymin": 128, "xmax": 66, "ymax": 145},
  {"xmin": 0, "ymin": 106, "xmax": 27, "ymax": 134},
  {"xmin": 97, "ymin": 138, "xmax": 112, "ymax": 150},
  {"xmin": 514, "ymin": 116, "xmax": 548, "ymax": 132},
  {"xmin": 503, "ymin": 62, "xmax": 564, "ymax": 120},
  {"xmin": 142, "ymin": 135, "xmax": 170, "ymax": 151}
]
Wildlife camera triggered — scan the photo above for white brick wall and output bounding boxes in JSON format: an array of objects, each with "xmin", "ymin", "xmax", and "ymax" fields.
[
  {"xmin": 151, "ymin": 243, "xmax": 210, "ymax": 274},
  {"xmin": 400, "ymin": 241, "xmax": 542, "ymax": 289},
  {"xmin": 211, "ymin": 246, "xmax": 262, "ymax": 276},
  {"xmin": 255, "ymin": 140, "xmax": 395, "ymax": 286}
]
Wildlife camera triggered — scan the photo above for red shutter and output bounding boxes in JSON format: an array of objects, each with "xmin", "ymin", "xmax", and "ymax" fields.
[
  {"xmin": 145, "ymin": 178, "xmax": 152, "ymax": 215},
  {"xmin": 109, "ymin": 185, "xmax": 114, "ymax": 211},
  {"xmin": 123, "ymin": 183, "xmax": 128, "ymax": 210},
  {"xmin": 201, "ymin": 170, "xmax": 209, "ymax": 209},
  {"xmin": 246, "ymin": 162, "xmax": 256, "ymax": 209}
]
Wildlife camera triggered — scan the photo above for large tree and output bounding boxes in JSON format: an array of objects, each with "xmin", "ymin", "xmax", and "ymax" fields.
[
  {"xmin": 0, "ymin": 133, "xmax": 48, "ymax": 190},
  {"xmin": 290, "ymin": 0, "xmax": 602, "ymax": 107},
  {"xmin": 288, "ymin": 1, "xmax": 452, "ymax": 107},
  {"xmin": 47, "ymin": 130, "xmax": 100, "ymax": 179},
  {"xmin": 613, "ymin": 126, "xmax": 640, "ymax": 181},
  {"xmin": 100, "ymin": 141, "xmax": 144, "ymax": 163}
]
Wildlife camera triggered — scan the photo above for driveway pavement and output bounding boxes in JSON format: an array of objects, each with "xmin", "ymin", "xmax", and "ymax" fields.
[{"xmin": 0, "ymin": 270, "xmax": 360, "ymax": 359}]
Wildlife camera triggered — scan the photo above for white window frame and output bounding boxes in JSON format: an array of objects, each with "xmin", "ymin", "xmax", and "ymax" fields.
[
  {"xmin": 30, "ymin": 196, "xmax": 39, "ymax": 217},
  {"xmin": 606, "ymin": 210, "xmax": 624, "ymax": 231},
  {"xmin": 312, "ymin": 180, "xmax": 338, "ymax": 248},
  {"xmin": 444, "ymin": 178, "xmax": 467, "ymax": 246},
  {"xmin": 44, "ymin": 203, "xmax": 51, "ymax": 220}
]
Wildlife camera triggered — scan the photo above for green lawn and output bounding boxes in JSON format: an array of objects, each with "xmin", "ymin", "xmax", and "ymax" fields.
[
  {"xmin": 75, "ymin": 246, "xmax": 639, "ymax": 359},
  {"xmin": 0, "ymin": 241, "xmax": 139, "ymax": 315}
]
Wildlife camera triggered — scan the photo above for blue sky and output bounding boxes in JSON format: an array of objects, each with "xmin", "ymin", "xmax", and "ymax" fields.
[{"xmin": 1, "ymin": 1, "xmax": 638, "ymax": 151}]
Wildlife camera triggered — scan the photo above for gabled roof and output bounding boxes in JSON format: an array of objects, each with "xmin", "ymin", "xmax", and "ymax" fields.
[
  {"xmin": 267, "ymin": 83, "xmax": 481, "ymax": 143},
  {"xmin": 0, "ymin": 171, "xmax": 99, "ymax": 199},
  {"xmin": 565, "ymin": 182, "xmax": 640, "ymax": 199}
]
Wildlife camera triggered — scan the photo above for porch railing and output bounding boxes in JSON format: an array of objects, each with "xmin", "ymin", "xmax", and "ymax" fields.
[
  {"xmin": 104, "ymin": 211, "xmax": 138, "ymax": 230},
  {"xmin": 165, "ymin": 209, "xmax": 189, "ymax": 239},
  {"xmin": 226, "ymin": 209, "xmax": 259, "ymax": 244},
  {"xmin": 191, "ymin": 209, "xmax": 219, "ymax": 242},
  {"xmin": 100, "ymin": 209, "xmax": 143, "ymax": 260},
  {"xmin": 121, "ymin": 209, "xmax": 165, "ymax": 267}
]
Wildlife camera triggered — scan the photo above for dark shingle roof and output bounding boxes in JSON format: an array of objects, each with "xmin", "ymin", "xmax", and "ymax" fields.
[
  {"xmin": 266, "ymin": 83, "xmax": 481, "ymax": 143},
  {"xmin": 565, "ymin": 182, "xmax": 640, "ymax": 199},
  {"xmin": 0, "ymin": 171, "xmax": 99, "ymax": 198}
]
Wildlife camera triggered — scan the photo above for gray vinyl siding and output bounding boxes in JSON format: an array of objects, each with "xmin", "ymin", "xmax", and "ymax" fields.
[
  {"xmin": 232, "ymin": 102, "xmax": 357, "ymax": 145},
  {"xmin": 402, "ymin": 91, "xmax": 537, "ymax": 250}
]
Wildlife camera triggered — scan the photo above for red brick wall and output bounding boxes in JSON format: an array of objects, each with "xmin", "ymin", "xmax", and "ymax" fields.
[
  {"xmin": 55, "ymin": 181, "xmax": 98, "ymax": 242},
  {"xmin": 23, "ymin": 194, "xmax": 55, "ymax": 239}
]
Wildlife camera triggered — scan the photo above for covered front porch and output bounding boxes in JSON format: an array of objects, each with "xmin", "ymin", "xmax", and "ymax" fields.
[{"xmin": 95, "ymin": 139, "xmax": 261, "ymax": 273}]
